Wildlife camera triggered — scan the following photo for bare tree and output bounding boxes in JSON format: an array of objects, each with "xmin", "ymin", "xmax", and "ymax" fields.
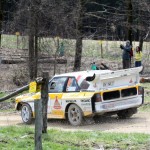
[
  {"xmin": 0, "ymin": 0, "xmax": 4, "ymax": 48},
  {"xmin": 137, "ymin": 0, "xmax": 150, "ymax": 51},
  {"xmin": 28, "ymin": 0, "xmax": 41, "ymax": 80},
  {"xmin": 73, "ymin": 0, "xmax": 86, "ymax": 71},
  {"xmin": 127, "ymin": 0, "xmax": 133, "ymax": 45}
]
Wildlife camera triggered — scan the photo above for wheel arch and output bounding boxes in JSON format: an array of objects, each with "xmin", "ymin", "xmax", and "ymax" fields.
[
  {"xmin": 16, "ymin": 102, "xmax": 22, "ymax": 110},
  {"xmin": 16, "ymin": 102, "xmax": 33, "ymax": 116},
  {"xmin": 16, "ymin": 102, "xmax": 29, "ymax": 110}
]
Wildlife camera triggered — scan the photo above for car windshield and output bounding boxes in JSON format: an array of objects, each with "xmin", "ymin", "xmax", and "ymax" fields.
[{"xmin": 49, "ymin": 77, "xmax": 67, "ymax": 93}]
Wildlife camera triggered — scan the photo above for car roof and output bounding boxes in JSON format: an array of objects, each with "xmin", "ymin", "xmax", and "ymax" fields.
[{"xmin": 54, "ymin": 70, "xmax": 112, "ymax": 78}]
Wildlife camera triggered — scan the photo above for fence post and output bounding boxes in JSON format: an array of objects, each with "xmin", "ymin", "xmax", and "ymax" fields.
[
  {"xmin": 41, "ymin": 71, "xmax": 49, "ymax": 133},
  {"xmin": 34, "ymin": 99, "xmax": 43, "ymax": 150}
]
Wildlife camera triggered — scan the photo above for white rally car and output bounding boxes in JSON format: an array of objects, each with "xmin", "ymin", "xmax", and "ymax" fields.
[{"xmin": 15, "ymin": 67, "xmax": 144, "ymax": 126}]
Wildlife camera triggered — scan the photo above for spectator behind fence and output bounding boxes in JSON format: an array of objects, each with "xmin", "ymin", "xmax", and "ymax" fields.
[
  {"xmin": 120, "ymin": 40, "xmax": 131, "ymax": 69},
  {"xmin": 91, "ymin": 62, "xmax": 99, "ymax": 70},
  {"xmin": 135, "ymin": 46, "xmax": 143, "ymax": 67}
]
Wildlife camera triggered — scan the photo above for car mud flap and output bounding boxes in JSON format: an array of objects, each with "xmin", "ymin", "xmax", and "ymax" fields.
[{"xmin": 142, "ymin": 87, "xmax": 144, "ymax": 104}]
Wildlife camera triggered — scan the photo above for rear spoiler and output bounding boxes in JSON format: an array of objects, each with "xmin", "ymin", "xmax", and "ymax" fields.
[
  {"xmin": 85, "ymin": 67, "xmax": 142, "ymax": 82},
  {"xmin": 98, "ymin": 67, "xmax": 143, "ymax": 80}
]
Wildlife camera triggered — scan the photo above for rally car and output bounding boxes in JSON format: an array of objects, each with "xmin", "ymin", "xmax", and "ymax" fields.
[{"xmin": 15, "ymin": 67, "xmax": 144, "ymax": 126}]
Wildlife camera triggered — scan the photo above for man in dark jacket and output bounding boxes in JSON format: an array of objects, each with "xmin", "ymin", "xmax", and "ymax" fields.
[{"xmin": 120, "ymin": 40, "xmax": 131, "ymax": 69}]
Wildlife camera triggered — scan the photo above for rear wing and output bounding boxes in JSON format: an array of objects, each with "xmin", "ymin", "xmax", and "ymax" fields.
[
  {"xmin": 93, "ymin": 67, "xmax": 143, "ymax": 90},
  {"xmin": 98, "ymin": 67, "xmax": 142, "ymax": 80}
]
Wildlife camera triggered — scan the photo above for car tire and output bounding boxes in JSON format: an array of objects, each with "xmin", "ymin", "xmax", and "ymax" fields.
[
  {"xmin": 21, "ymin": 103, "xmax": 33, "ymax": 124},
  {"xmin": 117, "ymin": 108, "xmax": 137, "ymax": 119},
  {"xmin": 68, "ymin": 104, "xmax": 83, "ymax": 126}
]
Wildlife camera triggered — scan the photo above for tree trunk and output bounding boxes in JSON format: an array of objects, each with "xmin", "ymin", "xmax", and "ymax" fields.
[
  {"xmin": 0, "ymin": 0, "xmax": 3, "ymax": 48},
  {"xmin": 138, "ymin": 2, "xmax": 145, "ymax": 52},
  {"xmin": 34, "ymin": 34, "xmax": 38, "ymax": 78},
  {"xmin": 74, "ymin": 36, "xmax": 83, "ymax": 71},
  {"xmin": 73, "ymin": 0, "xmax": 84, "ymax": 71},
  {"xmin": 139, "ymin": 36, "xmax": 144, "ymax": 51},
  {"xmin": 28, "ymin": 0, "xmax": 40, "ymax": 80},
  {"xmin": 127, "ymin": 0, "xmax": 133, "ymax": 45}
]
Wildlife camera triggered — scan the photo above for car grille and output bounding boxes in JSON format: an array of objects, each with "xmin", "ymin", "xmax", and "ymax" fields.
[{"xmin": 103, "ymin": 87, "xmax": 137, "ymax": 101}]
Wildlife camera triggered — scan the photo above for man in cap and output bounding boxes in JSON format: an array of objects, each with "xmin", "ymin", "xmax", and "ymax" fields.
[{"xmin": 120, "ymin": 40, "xmax": 132, "ymax": 69}]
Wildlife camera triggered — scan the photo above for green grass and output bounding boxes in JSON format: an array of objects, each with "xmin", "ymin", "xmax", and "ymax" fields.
[
  {"xmin": 139, "ymin": 83, "xmax": 150, "ymax": 111},
  {"xmin": 0, "ymin": 92, "xmax": 6, "ymax": 98},
  {"xmin": 140, "ymin": 102, "xmax": 150, "ymax": 112},
  {"xmin": 141, "ymin": 83, "xmax": 150, "ymax": 91},
  {"xmin": 139, "ymin": 83, "xmax": 150, "ymax": 112},
  {"xmin": 1, "ymin": 34, "xmax": 28, "ymax": 49},
  {"xmin": 0, "ymin": 126, "xmax": 150, "ymax": 150}
]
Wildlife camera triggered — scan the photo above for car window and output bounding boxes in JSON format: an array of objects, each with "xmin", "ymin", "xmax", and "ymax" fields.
[
  {"xmin": 66, "ymin": 77, "xmax": 80, "ymax": 92},
  {"xmin": 80, "ymin": 80, "xmax": 90, "ymax": 90},
  {"xmin": 49, "ymin": 77, "xmax": 67, "ymax": 93}
]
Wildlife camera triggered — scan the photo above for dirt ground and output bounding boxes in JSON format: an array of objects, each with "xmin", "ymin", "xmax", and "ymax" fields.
[{"xmin": 0, "ymin": 111, "xmax": 150, "ymax": 134}]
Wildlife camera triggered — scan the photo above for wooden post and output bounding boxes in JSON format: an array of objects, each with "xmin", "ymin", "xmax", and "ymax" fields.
[
  {"xmin": 101, "ymin": 42, "xmax": 103, "ymax": 58},
  {"xmin": 17, "ymin": 35, "xmax": 19, "ymax": 49},
  {"xmin": 41, "ymin": 72, "xmax": 49, "ymax": 133},
  {"xmin": 34, "ymin": 99, "xmax": 43, "ymax": 150},
  {"xmin": 16, "ymin": 32, "xmax": 20, "ymax": 49}
]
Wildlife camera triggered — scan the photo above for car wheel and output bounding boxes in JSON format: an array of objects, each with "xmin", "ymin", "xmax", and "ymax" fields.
[
  {"xmin": 117, "ymin": 108, "xmax": 137, "ymax": 119},
  {"xmin": 21, "ymin": 103, "xmax": 33, "ymax": 124},
  {"xmin": 68, "ymin": 104, "xmax": 83, "ymax": 126}
]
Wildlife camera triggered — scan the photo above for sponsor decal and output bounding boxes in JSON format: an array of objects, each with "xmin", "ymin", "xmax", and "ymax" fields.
[
  {"xmin": 129, "ymin": 78, "xmax": 133, "ymax": 83},
  {"xmin": 81, "ymin": 99, "xmax": 91, "ymax": 106},
  {"xmin": 81, "ymin": 99, "xmax": 90, "ymax": 102},
  {"xmin": 94, "ymin": 83, "xmax": 97, "ymax": 88},
  {"xmin": 66, "ymin": 100, "xmax": 76, "ymax": 103},
  {"xmin": 103, "ymin": 81, "xmax": 114, "ymax": 87},
  {"xmin": 53, "ymin": 96, "xmax": 61, "ymax": 109},
  {"xmin": 81, "ymin": 103, "xmax": 91, "ymax": 106}
]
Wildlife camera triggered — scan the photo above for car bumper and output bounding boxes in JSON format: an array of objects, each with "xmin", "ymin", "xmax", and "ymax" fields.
[{"xmin": 95, "ymin": 96, "xmax": 143, "ymax": 114}]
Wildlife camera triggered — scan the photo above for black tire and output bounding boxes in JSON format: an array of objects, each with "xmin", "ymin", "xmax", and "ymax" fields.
[
  {"xmin": 21, "ymin": 103, "xmax": 33, "ymax": 124},
  {"xmin": 117, "ymin": 108, "xmax": 137, "ymax": 119},
  {"xmin": 68, "ymin": 104, "xmax": 83, "ymax": 126}
]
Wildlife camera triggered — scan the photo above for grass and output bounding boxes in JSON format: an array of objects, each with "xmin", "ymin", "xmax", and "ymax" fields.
[
  {"xmin": 141, "ymin": 83, "xmax": 150, "ymax": 91},
  {"xmin": 0, "ymin": 126, "xmax": 150, "ymax": 150},
  {"xmin": 0, "ymin": 92, "xmax": 6, "ymax": 98},
  {"xmin": 1, "ymin": 34, "xmax": 28, "ymax": 49},
  {"xmin": 139, "ymin": 83, "xmax": 150, "ymax": 112}
]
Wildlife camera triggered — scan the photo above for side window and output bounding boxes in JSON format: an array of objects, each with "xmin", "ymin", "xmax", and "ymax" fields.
[
  {"xmin": 66, "ymin": 77, "xmax": 79, "ymax": 92},
  {"xmin": 80, "ymin": 80, "xmax": 90, "ymax": 90},
  {"xmin": 49, "ymin": 77, "xmax": 67, "ymax": 93}
]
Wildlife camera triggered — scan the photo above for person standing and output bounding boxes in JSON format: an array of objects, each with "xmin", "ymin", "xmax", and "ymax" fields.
[
  {"xmin": 135, "ymin": 46, "xmax": 142, "ymax": 67},
  {"xmin": 59, "ymin": 42, "xmax": 64, "ymax": 57},
  {"xmin": 91, "ymin": 62, "xmax": 99, "ymax": 70},
  {"xmin": 120, "ymin": 40, "xmax": 132, "ymax": 69}
]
